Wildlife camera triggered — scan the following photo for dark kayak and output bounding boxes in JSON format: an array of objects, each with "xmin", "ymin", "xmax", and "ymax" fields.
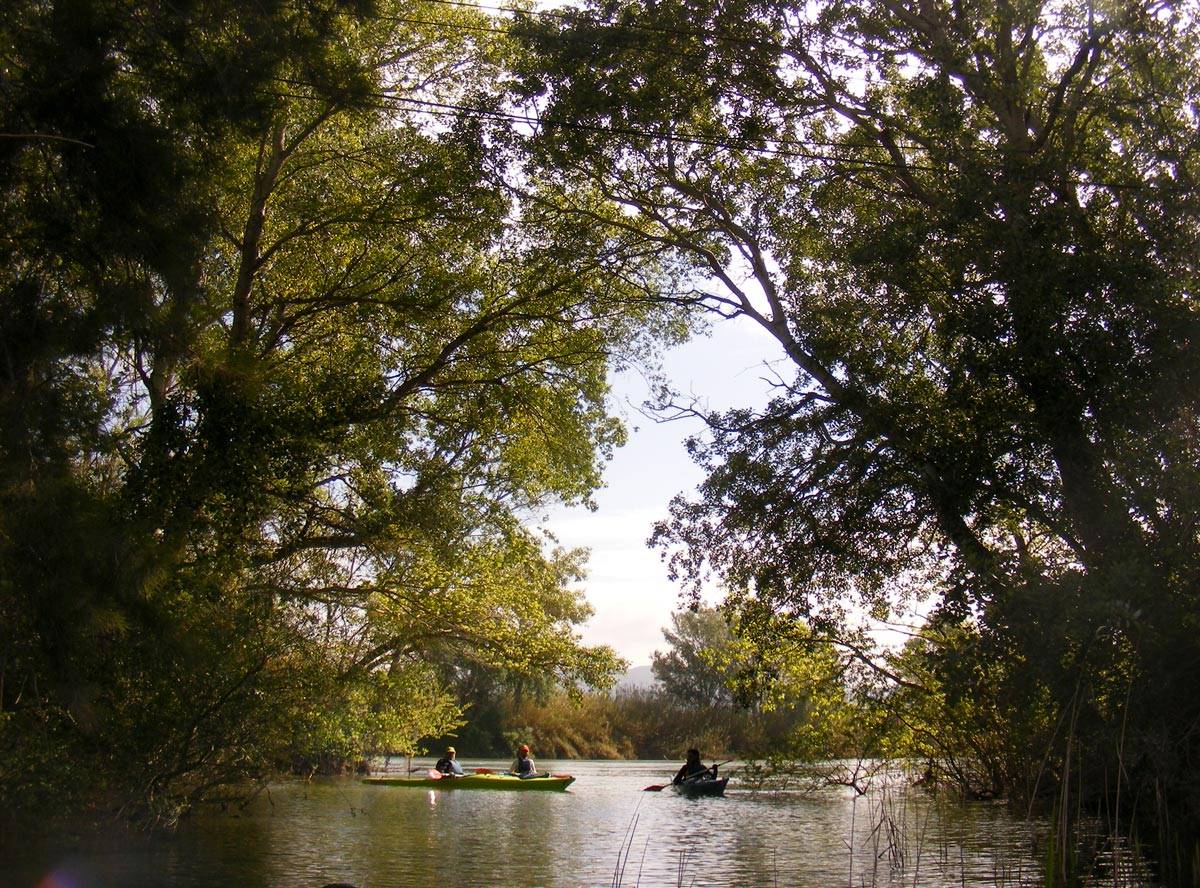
[{"xmin": 672, "ymin": 776, "xmax": 728, "ymax": 797}]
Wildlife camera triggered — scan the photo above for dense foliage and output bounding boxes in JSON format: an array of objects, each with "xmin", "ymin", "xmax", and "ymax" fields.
[
  {"xmin": 513, "ymin": 0, "xmax": 1200, "ymax": 880},
  {"xmin": 431, "ymin": 606, "xmax": 845, "ymax": 763},
  {"xmin": 8, "ymin": 3, "xmax": 1200, "ymax": 881},
  {"xmin": 0, "ymin": 0, "xmax": 688, "ymax": 827}
]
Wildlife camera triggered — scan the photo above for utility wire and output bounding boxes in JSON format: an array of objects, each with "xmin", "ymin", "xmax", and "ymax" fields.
[
  {"xmin": 270, "ymin": 81, "xmax": 1191, "ymax": 193},
  {"xmin": 273, "ymin": 77, "xmax": 949, "ymax": 173},
  {"xmin": 358, "ymin": 3, "xmax": 1185, "ymax": 188},
  {"xmin": 385, "ymin": 93, "xmax": 944, "ymax": 172}
]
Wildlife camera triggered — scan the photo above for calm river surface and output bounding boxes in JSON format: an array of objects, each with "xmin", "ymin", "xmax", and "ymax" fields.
[{"xmin": 6, "ymin": 759, "xmax": 1150, "ymax": 887}]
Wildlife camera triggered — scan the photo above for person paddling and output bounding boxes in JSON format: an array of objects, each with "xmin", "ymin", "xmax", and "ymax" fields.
[
  {"xmin": 510, "ymin": 743, "xmax": 537, "ymax": 778},
  {"xmin": 673, "ymin": 748, "xmax": 717, "ymax": 785},
  {"xmin": 435, "ymin": 746, "xmax": 463, "ymax": 776}
]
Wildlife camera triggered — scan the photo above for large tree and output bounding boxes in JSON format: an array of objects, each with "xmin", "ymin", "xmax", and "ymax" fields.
[
  {"xmin": 0, "ymin": 0, "xmax": 678, "ymax": 826},
  {"xmin": 514, "ymin": 0, "xmax": 1200, "ymax": 875}
]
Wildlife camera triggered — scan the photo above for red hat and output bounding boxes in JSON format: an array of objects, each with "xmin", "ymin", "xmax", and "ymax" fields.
[{"xmin": 518, "ymin": 744, "xmax": 530, "ymax": 755}]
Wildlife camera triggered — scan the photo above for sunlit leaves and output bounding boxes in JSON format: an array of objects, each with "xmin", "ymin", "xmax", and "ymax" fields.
[{"xmin": 0, "ymin": 0, "xmax": 673, "ymax": 825}]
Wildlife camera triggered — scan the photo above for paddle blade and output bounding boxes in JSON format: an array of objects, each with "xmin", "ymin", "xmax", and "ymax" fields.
[
  {"xmin": 426, "ymin": 769, "xmax": 443, "ymax": 780},
  {"xmin": 642, "ymin": 784, "xmax": 667, "ymax": 792},
  {"xmin": 473, "ymin": 767, "xmax": 495, "ymax": 775}
]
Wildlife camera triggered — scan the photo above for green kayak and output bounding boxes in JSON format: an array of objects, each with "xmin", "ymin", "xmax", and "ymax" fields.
[{"xmin": 363, "ymin": 772, "xmax": 575, "ymax": 791}]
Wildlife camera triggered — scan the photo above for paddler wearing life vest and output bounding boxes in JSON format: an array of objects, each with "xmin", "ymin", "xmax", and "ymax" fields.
[{"xmin": 509, "ymin": 743, "xmax": 537, "ymax": 777}]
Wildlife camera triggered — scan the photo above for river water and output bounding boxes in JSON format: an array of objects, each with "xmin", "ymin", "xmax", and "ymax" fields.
[{"xmin": 6, "ymin": 759, "xmax": 1153, "ymax": 887}]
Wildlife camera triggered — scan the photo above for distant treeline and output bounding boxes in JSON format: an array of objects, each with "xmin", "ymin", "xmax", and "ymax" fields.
[
  {"xmin": 424, "ymin": 608, "xmax": 853, "ymax": 764},
  {"xmin": 428, "ymin": 686, "xmax": 809, "ymax": 762}
]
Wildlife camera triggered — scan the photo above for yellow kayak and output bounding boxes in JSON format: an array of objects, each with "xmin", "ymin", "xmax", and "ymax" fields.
[{"xmin": 363, "ymin": 771, "xmax": 575, "ymax": 791}]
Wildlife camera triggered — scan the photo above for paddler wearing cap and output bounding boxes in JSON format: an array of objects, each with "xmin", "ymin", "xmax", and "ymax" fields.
[
  {"xmin": 509, "ymin": 743, "xmax": 537, "ymax": 778},
  {"xmin": 434, "ymin": 746, "xmax": 463, "ymax": 776}
]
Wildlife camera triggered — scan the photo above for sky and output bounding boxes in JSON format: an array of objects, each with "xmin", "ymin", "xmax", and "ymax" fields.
[{"xmin": 541, "ymin": 316, "xmax": 788, "ymax": 667}]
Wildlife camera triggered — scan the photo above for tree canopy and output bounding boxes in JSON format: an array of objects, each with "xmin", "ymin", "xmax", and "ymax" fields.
[
  {"xmin": 513, "ymin": 0, "xmax": 1200, "ymax": 877},
  {"xmin": 0, "ymin": 0, "xmax": 684, "ymax": 826}
]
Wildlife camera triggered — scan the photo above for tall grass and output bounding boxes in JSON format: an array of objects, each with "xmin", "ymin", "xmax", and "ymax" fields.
[
  {"xmin": 611, "ymin": 804, "xmax": 698, "ymax": 888},
  {"xmin": 850, "ymin": 770, "xmax": 1157, "ymax": 888},
  {"xmin": 612, "ymin": 765, "xmax": 1157, "ymax": 887}
]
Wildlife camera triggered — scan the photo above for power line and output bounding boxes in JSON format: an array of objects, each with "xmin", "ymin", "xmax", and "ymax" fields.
[
  {"xmin": 270, "ymin": 81, "xmax": 1188, "ymax": 194},
  {"xmin": 363, "ymin": 2, "xmax": 1185, "ymax": 187},
  {"xmin": 385, "ymin": 93, "xmax": 945, "ymax": 172},
  {"xmin": 273, "ymin": 77, "xmax": 950, "ymax": 173}
]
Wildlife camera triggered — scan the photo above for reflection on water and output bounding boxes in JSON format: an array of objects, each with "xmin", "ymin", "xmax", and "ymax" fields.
[{"xmin": 3, "ymin": 759, "xmax": 1158, "ymax": 887}]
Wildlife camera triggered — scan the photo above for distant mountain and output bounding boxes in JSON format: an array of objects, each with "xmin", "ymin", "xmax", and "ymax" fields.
[{"xmin": 617, "ymin": 664, "xmax": 658, "ymax": 691}]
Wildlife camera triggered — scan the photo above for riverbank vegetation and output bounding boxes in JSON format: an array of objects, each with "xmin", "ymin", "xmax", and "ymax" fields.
[{"xmin": 4, "ymin": 0, "xmax": 1200, "ymax": 884}]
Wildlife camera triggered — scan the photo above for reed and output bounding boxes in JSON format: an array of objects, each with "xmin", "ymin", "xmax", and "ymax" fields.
[
  {"xmin": 848, "ymin": 771, "xmax": 1044, "ymax": 888},
  {"xmin": 610, "ymin": 809, "xmax": 697, "ymax": 888},
  {"xmin": 612, "ymin": 809, "xmax": 641, "ymax": 888},
  {"xmin": 614, "ymin": 767, "xmax": 1154, "ymax": 887}
]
